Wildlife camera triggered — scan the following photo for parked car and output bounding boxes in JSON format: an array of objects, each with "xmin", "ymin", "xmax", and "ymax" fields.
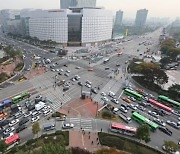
[
  {"xmin": 166, "ymin": 120, "xmax": 179, "ymax": 129},
  {"xmin": 19, "ymin": 118, "xmax": 29, "ymax": 126},
  {"xmin": 127, "ymin": 104, "xmax": 137, "ymax": 110},
  {"xmin": 31, "ymin": 116, "xmax": 40, "ymax": 123},
  {"xmin": 122, "ymin": 98, "xmax": 131, "ymax": 103},
  {"xmin": 111, "ymin": 98, "xmax": 119, "ymax": 104},
  {"xmin": 16, "ymin": 125, "xmax": 27, "ymax": 133},
  {"xmin": 148, "ymin": 111, "xmax": 159, "ymax": 118},
  {"xmin": 23, "ymin": 111, "xmax": 32, "ymax": 118},
  {"xmin": 101, "ymin": 92, "xmax": 106, "ymax": 96},
  {"xmin": 101, "ymin": 97, "xmax": 109, "ymax": 102},
  {"xmin": 43, "ymin": 110, "xmax": 52, "ymax": 116},
  {"xmin": 3, "ymin": 127, "xmax": 15, "ymax": 135},
  {"xmin": 91, "ymin": 88, "xmax": 97, "ymax": 94},
  {"xmin": 9, "ymin": 119, "xmax": 19, "ymax": 127},
  {"xmin": 85, "ymin": 83, "xmax": 91, "ymax": 88},
  {"xmin": 153, "ymin": 118, "xmax": 166, "ymax": 127},
  {"xmin": 108, "ymin": 91, "xmax": 115, "ymax": 98},
  {"xmin": 158, "ymin": 126, "xmax": 172, "ymax": 136},
  {"xmin": 78, "ymin": 81, "xmax": 83, "ymax": 86},
  {"xmin": 119, "ymin": 106, "xmax": 127, "ymax": 113}
]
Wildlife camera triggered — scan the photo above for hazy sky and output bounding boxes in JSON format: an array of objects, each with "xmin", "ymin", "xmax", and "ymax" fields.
[{"xmin": 0, "ymin": 0, "xmax": 179, "ymax": 19}]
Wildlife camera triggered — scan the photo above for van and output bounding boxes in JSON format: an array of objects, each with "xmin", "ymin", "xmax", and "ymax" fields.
[{"xmin": 43, "ymin": 123, "xmax": 55, "ymax": 131}]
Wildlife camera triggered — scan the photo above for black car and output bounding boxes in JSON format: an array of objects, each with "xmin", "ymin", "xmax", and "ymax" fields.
[
  {"xmin": 19, "ymin": 118, "xmax": 29, "ymax": 126},
  {"xmin": 159, "ymin": 126, "xmax": 172, "ymax": 136},
  {"xmin": 0, "ymin": 127, "xmax": 4, "ymax": 134},
  {"xmin": 116, "ymin": 64, "xmax": 120, "ymax": 67},
  {"xmin": 27, "ymin": 104, "xmax": 35, "ymax": 111},
  {"xmin": 105, "ymin": 67, "xmax": 110, "ymax": 70},
  {"xmin": 153, "ymin": 109, "xmax": 165, "ymax": 116},
  {"xmin": 91, "ymin": 88, "xmax": 97, "ymax": 94},
  {"xmin": 63, "ymin": 86, "xmax": 69, "ymax": 92},
  {"xmin": 77, "ymin": 81, "xmax": 83, "ymax": 86},
  {"xmin": 64, "ymin": 64, "xmax": 68, "ymax": 67},
  {"xmin": 16, "ymin": 125, "xmax": 27, "ymax": 133},
  {"xmin": 0, "ymin": 120, "xmax": 9, "ymax": 127}
]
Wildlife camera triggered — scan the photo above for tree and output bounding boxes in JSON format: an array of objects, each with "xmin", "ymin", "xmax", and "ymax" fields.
[
  {"xmin": 163, "ymin": 140, "xmax": 180, "ymax": 153},
  {"xmin": 0, "ymin": 140, "xmax": 8, "ymax": 153},
  {"xmin": 168, "ymin": 84, "xmax": 180, "ymax": 100},
  {"xmin": 71, "ymin": 147, "xmax": 91, "ymax": 154},
  {"xmin": 135, "ymin": 124, "xmax": 151, "ymax": 143},
  {"xmin": 153, "ymin": 68, "xmax": 168, "ymax": 85},
  {"xmin": 32, "ymin": 122, "xmax": 41, "ymax": 137}
]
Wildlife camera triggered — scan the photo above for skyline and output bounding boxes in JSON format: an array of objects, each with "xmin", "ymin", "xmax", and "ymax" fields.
[{"xmin": 0, "ymin": 0, "xmax": 179, "ymax": 19}]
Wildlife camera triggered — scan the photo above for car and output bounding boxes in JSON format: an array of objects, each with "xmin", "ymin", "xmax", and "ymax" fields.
[
  {"xmin": 63, "ymin": 86, "xmax": 69, "ymax": 92},
  {"xmin": 101, "ymin": 97, "xmax": 109, "ymax": 102},
  {"xmin": 153, "ymin": 118, "xmax": 166, "ymax": 127},
  {"xmin": 139, "ymin": 102, "xmax": 147, "ymax": 107},
  {"xmin": 51, "ymin": 69, "xmax": 55, "ymax": 72},
  {"xmin": 166, "ymin": 120, "xmax": 179, "ymax": 129},
  {"xmin": 148, "ymin": 111, "xmax": 159, "ymax": 118},
  {"xmin": 85, "ymin": 83, "xmax": 91, "ymax": 88},
  {"xmin": 31, "ymin": 116, "xmax": 40, "ymax": 123},
  {"xmin": 19, "ymin": 118, "xmax": 29, "ymax": 126},
  {"xmin": 111, "ymin": 98, "xmax": 119, "ymax": 104},
  {"xmin": 137, "ymin": 105, "xmax": 146, "ymax": 111},
  {"xmin": 113, "ymin": 108, "xmax": 119, "ymax": 114},
  {"xmin": 64, "ymin": 73, "xmax": 69, "ymax": 77},
  {"xmin": 56, "ymin": 69, "xmax": 60, "ymax": 72},
  {"xmin": 153, "ymin": 109, "xmax": 166, "ymax": 116},
  {"xmin": 31, "ymin": 111, "xmax": 40, "ymax": 117},
  {"xmin": 105, "ymin": 67, "xmax": 110, "ymax": 70},
  {"xmin": 3, "ymin": 127, "xmax": 15, "ymax": 135},
  {"xmin": 62, "ymin": 123, "xmax": 74, "ymax": 129},
  {"xmin": 16, "ymin": 125, "xmax": 27, "ymax": 133},
  {"xmin": 71, "ymin": 78, "xmax": 76, "ymax": 82},
  {"xmin": 60, "ymin": 69, "xmax": 64, "ymax": 72},
  {"xmin": 58, "ymin": 72, "xmax": 62, "ymax": 75},
  {"xmin": 64, "ymin": 82, "xmax": 70, "ymax": 87},
  {"xmin": 128, "ymin": 96, "xmax": 136, "ymax": 102},
  {"xmin": 74, "ymin": 75, "xmax": 80, "ymax": 80},
  {"xmin": 78, "ymin": 81, "xmax": 83, "ymax": 86},
  {"xmin": 43, "ymin": 110, "xmax": 52, "ymax": 116},
  {"xmin": 14, "ymin": 111, "xmax": 23, "ymax": 118},
  {"xmin": 23, "ymin": 111, "xmax": 32, "ymax": 118},
  {"xmin": 75, "ymin": 66, "xmax": 80, "ymax": 69},
  {"xmin": 1, "ymin": 132, "xmax": 14, "ymax": 140},
  {"xmin": 64, "ymin": 64, "xmax": 68, "ymax": 67},
  {"xmin": 127, "ymin": 104, "xmax": 137, "ymax": 110},
  {"xmin": 9, "ymin": 119, "xmax": 19, "ymax": 127},
  {"xmin": 122, "ymin": 98, "xmax": 131, "ymax": 103},
  {"xmin": 116, "ymin": 64, "xmax": 120, "ymax": 67},
  {"xmin": 42, "ymin": 106, "xmax": 51, "ymax": 112},
  {"xmin": 101, "ymin": 92, "xmax": 106, "ymax": 96},
  {"xmin": 108, "ymin": 91, "xmax": 115, "ymax": 98},
  {"xmin": 27, "ymin": 104, "xmax": 35, "ymax": 111},
  {"xmin": 25, "ymin": 101, "xmax": 31, "ymax": 108},
  {"xmin": 66, "ymin": 70, "xmax": 70, "ymax": 73},
  {"xmin": 86, "ymin": 80, "xmax": 92, "ymax": 85},
  {"xmin": 158, "ymin": 126, "xmax": 172, "ymax": 136},
  {"xmin": 172, "ymin": 110, "xmax": 180, "ymax": 117},
  {"xmin": 91, "ymin": 88, "xmax": 98, "ymax": 94},
  {"xmin": 119, "ymin": 106, "xmax": 127, "ymax": 113}
]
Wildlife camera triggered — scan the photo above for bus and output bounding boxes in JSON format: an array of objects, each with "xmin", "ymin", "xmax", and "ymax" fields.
[
  {"xmin": 147, "ymin": 98, "xmax": 173, "ymax": 112},
  {"xmin": 131, "ymin": 112, "xmax": 158, "ymax": 131},
  {"xmin": 158, "ymin": 95, "xmax": 180, "ymax": 109},
  {"xmin": 124, "ymin": 89, "xmax": 143, "ymax": 101},
  {"xmin": 5, "ymin": 134, "xmax": 20, "ymax": 150},
  {"xmin": 110, "ymin": 122, "xmax": 137, "ymax": 136},
  {"xmin": 12, "ymin": 92, "xmax": 30, "ymax": 103}
]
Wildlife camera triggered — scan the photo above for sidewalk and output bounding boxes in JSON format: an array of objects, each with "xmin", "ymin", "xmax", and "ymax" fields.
[{"xmin": 69, "ymin": 130, "xmax": 101, "ymax": 152}]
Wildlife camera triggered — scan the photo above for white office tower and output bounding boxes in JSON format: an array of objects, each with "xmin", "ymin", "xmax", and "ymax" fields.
[
  {"xmin": 29, "ymin": 8, "xmax": 113, "ymax": 46},
  {"xmin": 60, "ymin": 0, "xmax": 96, "ymax": 9},
  {"xmin": 29, "ymin": 10, "xmax": 68, "ymax": 45},
  {"xmin": 135, "ymin": 9, "xmax": 148, "ymax": 28},
  {"xmin": 114, "ymin": 10, "xmax": 123, "ymax": 26},
  {"xmin": 81, "ymin": 8, "xmax": 113, "ymax": 45}
]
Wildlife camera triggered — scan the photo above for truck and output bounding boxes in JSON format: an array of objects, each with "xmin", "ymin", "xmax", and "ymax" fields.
[
  {"xmin": 118, "ymin": 113, "xmax": 131, "ymax": 123},
  {"xmin": 35, "ymin": 101, "xmax": 45, "ymax": 111},
  {"xmin": 43, "ymin": 123, "xmax": 55, "ymax": 131}
]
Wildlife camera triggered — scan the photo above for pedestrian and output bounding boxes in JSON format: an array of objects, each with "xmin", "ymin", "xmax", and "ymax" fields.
[
  {"xmin": 96, "ymin": 137, "xmax": 98, "ymax": 141},
  {"xmin": 88, "ymin": 135, "xmax": 90, "ymax": 139},
  {"xmin": 97, "ymin": 142, "xmax": 99, "ymax": 145},
  {"xmin": 91, "ymin": 141, "xmax": 94, "ymax": 144},
  {"xmin": 88, "ymin": 132, "xmax": 90, "ymax": 135},
  {"xmin": 101, "ymin": 128, "xmax": 102, "ymax": 132}
]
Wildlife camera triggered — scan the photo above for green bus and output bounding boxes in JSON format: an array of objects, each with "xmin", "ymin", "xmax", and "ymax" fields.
[
  {"xmin": 131, "ymin": 112, "xmax": 158, "ymax": 131},
  {"xmin": 124, "ymin": 89, "xmax": 143, "ymax": 101},
  {"xmin": 12, "ymin": 92, "xmax": 30, "ymax": 103},
  {"xmin": 158, "ymin": 95, "xmax": 180, "ymax": 109}
]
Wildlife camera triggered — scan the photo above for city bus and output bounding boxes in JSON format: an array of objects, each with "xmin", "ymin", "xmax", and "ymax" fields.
[
  {"xmin": 158, "ymin": 95, "xmax": 180, "ymax": 109},
  {"xmin": 110, "ymin": 122, "xmax": 137, "ymax": 136},
  {"xmin": 131, "ymin": 112, "xmax": 158, "ymax": 131},
  {"xmin": 12, "ymin": 92, "xmax": 30, "ymax": 104},
  {"xmin": 5, "ymin": 134, "xmax": 20, "ymax": 150},
  {"xmin": 124, "ymin": 88, "xmax": 143, "ymax": 101},
  {"xmin": 147, "ymin": 98, "xmax": 173, "ymax": 112}
]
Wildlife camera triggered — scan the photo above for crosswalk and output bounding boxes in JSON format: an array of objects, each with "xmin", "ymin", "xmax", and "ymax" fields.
[
  {"xmin": 40, "ymin": 87, "xmax": 71, "ymax": 111},
  {"xmin": 69, "ymin": 118, "xmax": 93, "ymax": 130}
]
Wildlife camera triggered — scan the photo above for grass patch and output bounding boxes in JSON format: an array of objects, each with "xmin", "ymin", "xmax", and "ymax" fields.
[
  {"xmin": 14, "ymin": 62, "xmax": 24, "ymax": 71},
  {"xmin": 0, "ymin": 72, "xmax": 9, "ymax": 83},
  {"xmin": 98, "ymin": 132, "xmax": 163, "ymax": 154},
  {"xmin": 8, "ymin": 131, "xmax": 69, "ymax": 154}
]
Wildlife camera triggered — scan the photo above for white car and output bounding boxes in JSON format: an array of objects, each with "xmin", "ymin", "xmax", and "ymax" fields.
[
  {"xmin": 101, "ymin": 92, "xmax": 106, "ymax": 96},
  {"xmin": 3, "ymin": 127, "xmax": 15, "ymax": 135},
  {"xmin": 31, "ymin": 116, "xmax": 40, "ymax": 123},
  {"xmin": 108, "ymin": 91, "xmax": 115, "ymax": 98},
  {"xmin": 66, "ymin": 70, "xmax": 70, "ymax": 73},
  {"xmin": 101, "ymin": 97, "xmax": 109, "ymax": 102},
  {"xmin": 85, "ymin": 83, "xmax": 91, "ymax": 88},
  {"xmin": 56, "ymin": 69, "xmax": 60, "ymax": 72},
  {"xmin": 23, "ymin": 111, "xmax": 32, "ymax": 118},
  {"xmin": 9, "ymin": 119, "xmax": 19, "ymax": 127},
  {"xmin": 1, "ymin": 132, "xmax": 14, "ymax": 140},
  {"xmin": 43, "ymin": 110, "xmax": 52, "ymax": 116},
  {"xmin": 62, "ymin": 123, "xmax": 74, "ymax": 129},
  {"xmin": 60, "ymin": 69, "xmax": 64, "ymax": 72}
]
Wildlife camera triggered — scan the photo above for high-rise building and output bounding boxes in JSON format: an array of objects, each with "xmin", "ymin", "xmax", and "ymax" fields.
[
  {"xmin": 60, "ymin": 0, "xmax": 96, "ymax": 9},
  {"xmin": 114, "ymin": 10, "xmax": 123, "ymax": 26},
  {"xmin": 29, "ymin": 8, "xmax": 113, "ymax": 47},
  {"xmin": 135, "ymin": 9, "xmax": 148, "ymax": 28}
]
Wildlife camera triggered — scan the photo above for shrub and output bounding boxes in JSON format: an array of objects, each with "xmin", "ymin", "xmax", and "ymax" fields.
[
  {"xmin": 0, "ymin": 72, "xmax": 9, "ymax": 83},
  {"xmin": 101, "ymin": 110, "xmax": 114, "ymax": 119}
]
